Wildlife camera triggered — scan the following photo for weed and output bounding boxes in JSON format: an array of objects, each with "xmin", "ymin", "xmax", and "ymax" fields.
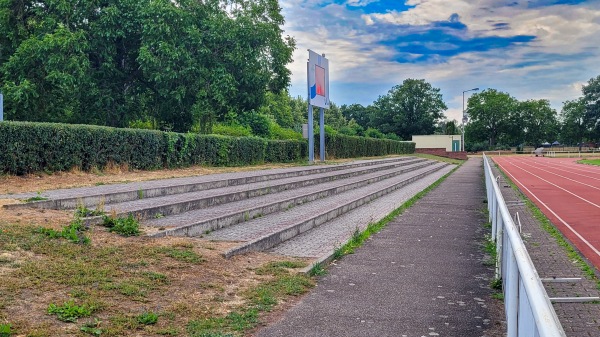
[
  {"xmin": 137, "ymin": 189, "xmax": 144, "ymax": 200},
  {"xmin": 75, "ymin": 204, "xmax": 105, "ymax": 217},
  {"xmin": 101, "ymin": 215, "xmax": 141, "ymax": 236},
  {"xmin": 47, "ymin": 300, "xmax": 95, "ymax": 322},
  {"xmin": 308, "ymin": 263, "xmax": 327, "ymax": 277},
  {"xmin": 156, "ymin": 326, "xmax": 179, "ymax": 336},
  {"xmin": 490, "ymin": 278, "xmax": 502, "ymax": 290},
  {"xmin": 0, "ymin": 323, "xmax": 11, "ymax": 337},
  {"xmin": 80, "ymin": 319, "xmax": 102, "ymax": 336},
  {"xmin": 24, "ymin": 192, "xmax": 48, "ymax": 203},
  {"xmin": 154, "ymin": 213, "xmax": 164, "ymax": 219},
  {"xmin": 137, "ymin": 311, "xmax": 158, "ymax": 325},
  {"xmin": 491, "ymin": 292, "xmax": 504, "ymax": 301},
  {"xmin": 38, "ymin": 218, "xmax": 90, "ymax": 244},
  {"xmin": 142, "ymin": 271, "xmax": 169, "ymax": 284}
]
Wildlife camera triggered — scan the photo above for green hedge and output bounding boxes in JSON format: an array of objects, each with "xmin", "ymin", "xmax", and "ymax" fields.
[
  {"xmin": 318, "ymin": 133, "xmax": 415, "ymax": 159},
  {"xmin": 0, "ymin": 122, "xmax": 414, "ymax": 175}
]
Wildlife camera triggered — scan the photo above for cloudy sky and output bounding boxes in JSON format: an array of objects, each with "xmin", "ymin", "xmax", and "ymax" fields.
[{"xmin": 280, "ymin": 0, "xmax": 600, "ymax": 122}]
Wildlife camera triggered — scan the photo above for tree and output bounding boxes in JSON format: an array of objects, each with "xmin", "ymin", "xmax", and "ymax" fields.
[
  {"xmin": 465, "ymin": 89, "xmax": 518, "ymax": 147},
  {"xmin": 370, "ymin": 79, "xmax": 447, "ymax": 140},
  {"xmin": 518, "ymin": 99, "xmax": 559, "ymax": 146},
  {"xmin": 340, "ymin": 104, "xmax": 372, "ymax": 130},
  {"xmin": 436, "ymin": 119, "xmax": 459, "ymax": 135},
  {"xmin": 582, "ymin": 75, "xmax": 600, "ymax": 141},
  {"xmin": 0, "ymin": 0, "xmax": 295, "ymax": 132},
  {"xmin": 560, "ymin": 98, "xmax": 588, "ymax": 146}
]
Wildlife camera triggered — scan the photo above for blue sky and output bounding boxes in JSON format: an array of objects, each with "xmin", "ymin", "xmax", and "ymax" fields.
[{"xmin": 280, "ymin": 0, "xmax": 600, "ymax": 122}]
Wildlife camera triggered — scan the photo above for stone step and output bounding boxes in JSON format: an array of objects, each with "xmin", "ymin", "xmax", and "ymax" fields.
[
  {"xmin": 81, "ymin": 158, "xmax": 433, "ymax": 225},
  {"xmin": 216, "ymin": 163, "xmax": 451, "ymax": 257},
  {"xmin": 146, "ymin": 161, "xmax": 447, "ymax": 240},
  {"xmin": 271, "ymin": 165, "xmax": 454, "ymax": 261},
  {"xmin": 4, "ymin": 156, "xmax": 413, "ymax": 210}
]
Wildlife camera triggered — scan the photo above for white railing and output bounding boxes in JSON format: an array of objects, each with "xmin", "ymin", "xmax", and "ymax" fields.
[{"xmin": 483, "ymin": 154, "xmax": 566, "ymax": 337}]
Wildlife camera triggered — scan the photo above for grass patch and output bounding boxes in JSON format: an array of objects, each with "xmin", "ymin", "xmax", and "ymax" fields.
[
  {"xmin": 37, "ymin": 218, "xmax": 90, "ymax": 245},
  {"xmin": 75, "ymin": 204, "xmax": 105, "ymax": 217},
  {"xmin": 308, "ymin": 262, "xmax": 327, "ymax": 277},
  {"xmin": 101, "ymin": 214, "xmax": 141, "ymax": 236},
  {"xmin": 413, "ymin": 153, "xmax": 465, "ymax": 165},
  {"xmin": 0, "ymin": 323, "xmax": 11, "ymax": 337},
  {"xmin": 578, "ymin": 159, "xmax": 600, "ymax": 166},
  {"xmin": 156, "ymin": 246, "xmax": 204, "ymax": 264},
  {"xmin": 47, "ymin": 300, "xmax": 96, "ymax": 322},
  {"xmin": 137, "ymin": 311, "xmax": 159, "ymax": 325}
]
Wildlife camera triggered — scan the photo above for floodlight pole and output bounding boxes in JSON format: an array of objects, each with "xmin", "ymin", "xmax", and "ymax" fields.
[{"xmin": 462, "ymin": 88, "xmax": 479, "ymax": 152}]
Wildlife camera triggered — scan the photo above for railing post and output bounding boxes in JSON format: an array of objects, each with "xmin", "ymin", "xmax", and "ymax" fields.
[{"xmin": 506, "ymin": 239, "xmax": 519, "ymax": 337}]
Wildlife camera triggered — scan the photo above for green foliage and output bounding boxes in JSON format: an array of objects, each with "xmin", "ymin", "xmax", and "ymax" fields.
[
  {"xmin": 211, "ymin": 124, "xmax": 252, "ymax": 137},
  {"xmin": 265, "ymin": 140, "xmax": 307, "ymax": 163},
  {"xmin": 560, "ymin": 98, "xmax": 588, "ymax": 146},
  {"xmin": 47, "ymin": 301, "xmax": 94, "ymax": 322},
  {"xmin": 465, "ymin": 89, "xmax": 519, "ymax": 147},
  {"xmin": 308, "ymin": 263, "xmax": 327, "ymax": 277},
  {"xmin": 24, "ymin": 192, "xmax": 48, "ymax": 203},
  {"xmin": 157, "ymin": 247, "xmax": 203, "ymax": 264},
  {"xmin": 364, "ymin": 127, "xmax": 385, "ymax": 139},
  {"xmin": 80, "ymin": 319, "xmax": 103, "ymax": 336},
  {"xmin": 370, "ymin": 79, "xmax": 447, "ymax": 140},
  {"xmin": 38, "ymin": 218, "xmax": 90, "ymax": 245},
  {"xmin": 269, "ymin": 124, "xmax": 303, "ymax": 140},
  {"xmin": 321, "ymin": 133, "xmax": 415, "ymax": 159},
  {"xmin": 101, "ymin": 215, "xmax": 141, "ymax": 237},
  {"xmin": 75, "ymin": 205, "xmax": 105, "ymax": 218},
  {"xmin": 0, "ymin": 323, "xmax": 11, "ymax": 337},
  {"xmin": 137, "ymin": 311, "xmax": 158, "ymax": 325},
  {"xmin": 0, "ymin": 0, "xmax": 295, "ymax": 132}
]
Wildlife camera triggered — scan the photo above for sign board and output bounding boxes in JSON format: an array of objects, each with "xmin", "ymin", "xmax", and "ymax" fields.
[{"xmin": 308, "ymin": 50, "xmax": 330, "ymax": 109}]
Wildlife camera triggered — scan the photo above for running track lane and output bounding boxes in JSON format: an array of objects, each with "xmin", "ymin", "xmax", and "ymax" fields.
[{"xmin": 493, "ymin": 156, "xmax": 600, "ymax": 271}]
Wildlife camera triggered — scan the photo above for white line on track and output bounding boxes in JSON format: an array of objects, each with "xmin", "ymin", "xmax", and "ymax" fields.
[
  {"xmin": 511, "ymin": 158, "xmax": 600, "ymax": 181},
  {"xmin": 539, "ymin": 158, "xmax": 600, "ymax": 176},
  {"xmin": 499, "ymin": 160, "xmax": 600, "ymax": 209},
  {"xmin": 495, "ymin": 160, "xmax": 600, "ymax": 259},
  {"xmin": 509, "ymin": 159, "xmax": 600, "ymax": 190}
]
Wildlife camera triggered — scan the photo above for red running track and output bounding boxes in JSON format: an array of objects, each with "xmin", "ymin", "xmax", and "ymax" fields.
[{"xmin": 493, "ymin": 156, "xmax": 600, "ymax": 270}]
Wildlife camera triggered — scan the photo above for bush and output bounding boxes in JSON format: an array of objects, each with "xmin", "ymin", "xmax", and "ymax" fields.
[
  {"xmin": 212, "ymin": 123, "xmax": 252, "ymax": 137},
  {"xmin": 317, "ymin": 133, "xmax": 414, "ymax": 159},
  {"xmin": 266, "ymin": 140, "xmax": 307, "ymax": 163},
  {"xmin": 268, "ymin": 124, "xmax": 302, "ymax": 140},
  {"xmin": 466, "ymin": 141, "xmax": 490, "ymax": 152}
]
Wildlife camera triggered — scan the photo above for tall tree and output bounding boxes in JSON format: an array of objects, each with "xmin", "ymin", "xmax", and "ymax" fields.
[
  {"xmin": 519, "ymin": 99, "xmax": 559, "ymax": 146},
  {"xmin": 370, "ymin": 79, "xmax": 447, "ymax": 140},
  {"xmin": 560, "ymin": 98, "xmax": 588, "ymax": 146},
  {"xmin": 582, "ymin": 75, "xmax": 600, "ymax": 141},
  {"xmin": 0, "ymin": 0, "xmax": 295, "ymax": 132},
  {"xmin": 465, "ymin": 89, "xmax": 518, "ymax": 147}
]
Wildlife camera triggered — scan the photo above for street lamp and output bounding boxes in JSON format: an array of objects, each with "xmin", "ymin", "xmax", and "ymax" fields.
[{"xmin": 462, "ymin": 88, "xmax": 479, "ymax": 152}]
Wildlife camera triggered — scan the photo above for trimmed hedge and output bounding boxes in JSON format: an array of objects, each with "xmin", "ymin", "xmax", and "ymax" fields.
[
  {"xmin": 318, "ymin": 133, "xmax": 415, "ymax": 159},
  {"xmin": 0, "ymin": 121, "xmax": 414, "ymax": 175}
]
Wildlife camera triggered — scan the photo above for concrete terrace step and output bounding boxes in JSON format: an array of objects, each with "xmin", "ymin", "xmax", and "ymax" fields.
[
  {"xmin": 3, "ymin": 156, "xmax": 414, "ymax": 210},
  {"xmin": 271, "ymin": 166, "xmax": 454, "ymax": 261},
  {"xmin": 215, "ymin": 163, "xmax": 451, "ymax": 258},
  {"xmin": 86, "ymin": 159, "xmax": 438, "ymax": 226},
  {"xmin": 147, "ymin": 161, "xmax": 447, "ymax": 248}
]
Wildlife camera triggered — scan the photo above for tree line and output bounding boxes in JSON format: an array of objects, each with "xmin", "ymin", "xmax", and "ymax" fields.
[{"xmin": 465, "ymin": 75, "xmax": 600, "ymax": 151}]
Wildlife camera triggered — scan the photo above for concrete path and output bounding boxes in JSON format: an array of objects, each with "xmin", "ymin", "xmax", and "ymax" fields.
[{"xmin": 257, "ymin": 157, "xmax": 504, "ymax": 337}]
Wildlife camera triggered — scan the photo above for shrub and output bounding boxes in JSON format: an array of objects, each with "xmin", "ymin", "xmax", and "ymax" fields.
[
  {"xmin": 212, "ymin": 123, "xmax": 252, "ymax": 137},
  {"xmin": 269, "ymin": 124, "xmax": 302, "ymax": 140},
  {"xmin": 318, "ymin": 133, "xmax": 414, "ymax": 159}
]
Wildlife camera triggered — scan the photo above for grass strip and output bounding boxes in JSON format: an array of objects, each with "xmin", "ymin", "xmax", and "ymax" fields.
[{"xmin": 329, "ymin": 163, "xmax": 461, "ymax": 262}]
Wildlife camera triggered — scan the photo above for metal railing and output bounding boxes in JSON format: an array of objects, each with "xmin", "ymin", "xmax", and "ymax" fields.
[{"xmin": 483, "ymin": 154, "xmax": 566, "ymax": 337}]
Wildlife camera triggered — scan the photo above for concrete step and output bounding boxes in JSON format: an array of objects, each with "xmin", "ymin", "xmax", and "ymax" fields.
[
  {"xmin": 214, "ymin": 163, "xmax": 451, "ymax": 257},
  {"xmin": 84, "ymin": 159, "xmax": 437, "ymax": 225},
  {"xmin": 4, "ymin": 157, "xmax": 414, "ymax": 210},
  {"xmin": 146, "ymin": 161, "xmax": 447, "ymax": 244},
  {"xmin": 271, "ymin": 165, "xmax": 454, "ymax": 261}
]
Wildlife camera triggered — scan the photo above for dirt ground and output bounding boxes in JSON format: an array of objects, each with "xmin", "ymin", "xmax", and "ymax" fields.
[{"xmin": 0, "ymin": 162, "xmax": 319, "ymax": 336}]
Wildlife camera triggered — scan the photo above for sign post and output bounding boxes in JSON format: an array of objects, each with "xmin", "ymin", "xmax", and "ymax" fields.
[{"xmin": 307, "ymin": 50, "xmax": 330, "ymax": 162}]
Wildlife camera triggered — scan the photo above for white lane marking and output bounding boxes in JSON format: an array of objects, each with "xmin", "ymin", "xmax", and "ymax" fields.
[{"xmin": 495, "ymin": 159, "xmax": 600, "ymax": 258}]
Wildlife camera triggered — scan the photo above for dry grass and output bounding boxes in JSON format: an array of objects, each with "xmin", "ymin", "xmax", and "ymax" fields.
[{"xmin": 0, "ymin": 204, "xmax": 312, "ymax": 336}]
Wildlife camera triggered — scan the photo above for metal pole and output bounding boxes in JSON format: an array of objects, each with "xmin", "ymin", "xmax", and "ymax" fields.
[
  {"xmin": 462, "ymin": 91, "xmax": 465, "ymax": 152},
  {"xmin": 319, "ymin": 107, "xmax": 325, "ymax": 162},
  {"xmin": 307, "ymin": 61, "xmax": 314, "ymax": 163},
  {"xmin": 0, "ymin": 93, "xmax": 3, "ymax": 121}
]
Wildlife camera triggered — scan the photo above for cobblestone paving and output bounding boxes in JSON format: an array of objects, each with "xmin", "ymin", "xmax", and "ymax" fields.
[
  {"xmin": 270, "ymin": 165, "xmax": 454, "ymax": 258},
  {"xmin": 491, "ymin": 161, "xmax": 600, "ymax": 337},
  {"xmin": 1, "ymin": 157, "xmax": 410, "ymax": 200},
  {"xmin": 145, "ymin": 162, "xmax": 444, "ymax": 229}
]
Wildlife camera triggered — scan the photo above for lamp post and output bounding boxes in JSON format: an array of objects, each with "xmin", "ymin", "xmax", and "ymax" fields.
[{"xmin": 462, "ymin": 88, "xmax": 479, "ymax": 152}]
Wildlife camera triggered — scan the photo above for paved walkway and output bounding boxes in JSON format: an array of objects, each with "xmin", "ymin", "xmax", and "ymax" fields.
[{"xmin": 257, "ymin": 158, "xmax": 505, "ymax": 337}]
